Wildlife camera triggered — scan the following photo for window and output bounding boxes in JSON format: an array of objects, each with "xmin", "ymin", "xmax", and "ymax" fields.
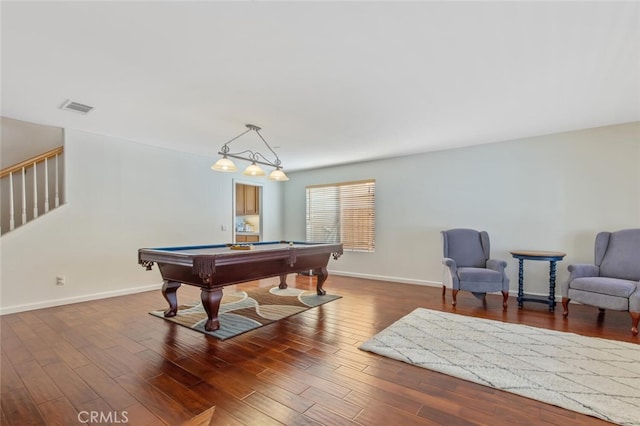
[{"xmin": 306, "ymin": 179, "xmax": 375, "ymax": 252}]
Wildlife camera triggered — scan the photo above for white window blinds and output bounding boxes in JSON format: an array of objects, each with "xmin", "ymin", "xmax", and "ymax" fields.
[{"xmin": 306, "ymin": 180, "xmax": 375, "ymax": 252}]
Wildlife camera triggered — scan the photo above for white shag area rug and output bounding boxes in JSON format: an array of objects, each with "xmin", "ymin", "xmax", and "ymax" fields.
[{"xmin": 359, "ymin": 308, "xmax": 640, "ymax": 425}]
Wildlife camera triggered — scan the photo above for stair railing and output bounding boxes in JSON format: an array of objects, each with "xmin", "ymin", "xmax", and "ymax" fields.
[{"xmin": 0, "ymin": 146, "xmax": 64, "ymax": 234}]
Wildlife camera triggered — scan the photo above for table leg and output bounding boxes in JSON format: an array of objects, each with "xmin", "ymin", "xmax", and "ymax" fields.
[
  {"xmin": 278, "ymin": 274, "xmax": 288, "ymax": 289},
  {"xmin": 517, "ymin": 259, "xmax": 524, "ymax": 308},
  {"xmin": 315, "ymin": 267, "xmax": 327, "ymax": 295},
  {"xmin": 162, "ymin": 281, "xmax": 182, "ymax": 318},
  {"xmin": 200, "ymin": 287, "xmax": 223, "ymax": 331},
  {"xmin": 548, "ymin": 261, "xmax": 557, "ymax": 312}
]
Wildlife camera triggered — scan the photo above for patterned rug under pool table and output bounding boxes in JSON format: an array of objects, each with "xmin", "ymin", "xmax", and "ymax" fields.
[
  {"xmin": 359, "ymin": 308, "xmax": 640, "ymax": 426},
  {"xmin": 150, "ymin": 286, "xmax": 341, "ymax": 340}
]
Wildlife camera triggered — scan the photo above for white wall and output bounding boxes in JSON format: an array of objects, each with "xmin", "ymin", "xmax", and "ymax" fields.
[
  {"xmin": 283, "ymin": 122, "xmax": 640, "ymax": 298},
  {"xmin": 0, "ymin": 116, "xmax": 63, "ymax": 168},
  {"xmin": 0, "ymin": 129, "xmax": 284, "ymax": 313},
  {"xmin": 2, "ymin": 123, "xmax": 638, "ymax": 313}
]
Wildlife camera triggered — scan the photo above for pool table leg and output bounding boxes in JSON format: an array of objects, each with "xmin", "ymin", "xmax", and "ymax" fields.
[
  {"xmin": 201, "ymin": 287, "xmax": 223, "ymax": 331},
  {"xmin": 162, "ymin": 281, "xmax": 182, "ymax": 318},
  {"xmin": 315, "ymin": 267, "xmax": 327, "ymax": 295},
  {"xmin": 278, "ymin": 274, "xmax": 288, "ymax": 289}
]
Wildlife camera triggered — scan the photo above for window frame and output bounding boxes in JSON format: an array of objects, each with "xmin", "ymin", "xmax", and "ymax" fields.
[{"xmin": 305, "ymin": 179, "xmax": 376, "ymax": 252}]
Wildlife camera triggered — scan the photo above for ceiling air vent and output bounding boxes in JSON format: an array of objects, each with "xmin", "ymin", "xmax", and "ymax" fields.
[{"xmin": 59, "ymin": 100, "xmax": 94, "ymax": 114}]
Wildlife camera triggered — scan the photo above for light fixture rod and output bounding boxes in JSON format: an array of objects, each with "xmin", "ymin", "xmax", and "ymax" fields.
[
  {"xmin": 218, "ymin": 123, "xmax": 283, "ymax": 168},
  {"xmin": 219, "ymin": 127, "xmax": 253, "ymax": 147},
  {"xmin": 212, "ymin": 123, "xmax": 289, "ymax": 180},
  {"xmin": 253, "ymin": 127, "xmax": 281, "ymax": 166},
  {"xmin": 218, "ymin": 152, "xmax": 278, "ymax": 168}
]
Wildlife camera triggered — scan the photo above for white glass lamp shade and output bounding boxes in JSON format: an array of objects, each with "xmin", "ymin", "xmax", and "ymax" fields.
[
  {"xmin": 243, "ymin": 163, "xmax": 265, "ymax": 176},
  {"xmin": 211, "ymin": 157, "xmax": 238, "ymax": 172},
  {"xmin": 268, "ymin": 169, "xmax": 289, "ymax": 181}
]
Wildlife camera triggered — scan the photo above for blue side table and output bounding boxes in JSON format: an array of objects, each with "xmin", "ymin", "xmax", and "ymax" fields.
[{"xmin": 510, "ymin": 250, "xmax": 566, "ymax": 312}]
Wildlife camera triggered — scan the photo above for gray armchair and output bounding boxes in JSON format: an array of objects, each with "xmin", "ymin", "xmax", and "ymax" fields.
[
  {"xmin": 441, "ymin": 228, "xmax": 509, "ymax": 309},
  {"xmin": 562, "ymin": 229, "xmax": 640, "ymax": 335}
]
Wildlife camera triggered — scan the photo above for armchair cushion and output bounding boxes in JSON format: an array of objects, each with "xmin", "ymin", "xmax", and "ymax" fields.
[
  {"xmin": 458, "ymin": 267, "xmax": 503, "ymax": 282},
  {"xmin": 570, "ymin": 277, "xmax": 637, "ymax": 298}
]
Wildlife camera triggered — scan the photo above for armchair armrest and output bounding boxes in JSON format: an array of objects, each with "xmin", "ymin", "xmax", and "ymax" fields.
[
  {"xmin": 486, "ymin": 258, "xmax": 507, "ymax": 273},
  {"xmin": 487, "ymin": 258, "xmax": 510, "ymax": 290},
  {"xmin": 563, "ymin": 264, "xmax": 600, "ymax": 298},
  {"xmin": 443, "ymin": 257, "xmax": 457, "ymax": 272},
  {"xmin": 567, "ymin": 264, "xmax": 600, "ymax": 280},
  {"xmin": 442, "ymin": 257, "xmax": 459, "ymax": 289}
]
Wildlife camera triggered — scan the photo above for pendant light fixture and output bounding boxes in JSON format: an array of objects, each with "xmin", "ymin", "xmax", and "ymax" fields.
[{"xmin": 211, "ymin": 124, "xmax": 289, "ymax": 181}]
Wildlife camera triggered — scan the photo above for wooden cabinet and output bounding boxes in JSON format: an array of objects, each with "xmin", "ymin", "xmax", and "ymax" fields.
[
  {"xmin": 235, "ymin": 183, "xmax": 260, "ymax": 243},
  {"xmin": 244, "ymin": 185, "xmax": 258, "ymax": 214},
  {"xmin": 236, "ymin": 184, "xmax": 259, "ymax": 215}
]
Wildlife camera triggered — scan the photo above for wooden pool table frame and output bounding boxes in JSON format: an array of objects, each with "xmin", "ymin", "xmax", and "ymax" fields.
[{"xmin": 138, "ymin": 241, "xmax": 343, "ymax": 331}]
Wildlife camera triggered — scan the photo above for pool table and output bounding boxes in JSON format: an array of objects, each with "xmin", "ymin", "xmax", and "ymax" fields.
[{"xmin": 138, "ymin": 241, "xmax": 343, "ymax": 331}]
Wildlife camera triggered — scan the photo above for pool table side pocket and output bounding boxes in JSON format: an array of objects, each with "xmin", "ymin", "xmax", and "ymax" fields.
[{"xmin": 193, "ymin": 256, "xmax": 217, "ymax": 280}]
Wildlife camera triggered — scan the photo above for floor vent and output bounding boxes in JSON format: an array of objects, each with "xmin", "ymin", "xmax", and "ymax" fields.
[{"xmin": 60, "ymin": 100, "xmax": 94, "ymax": 114}]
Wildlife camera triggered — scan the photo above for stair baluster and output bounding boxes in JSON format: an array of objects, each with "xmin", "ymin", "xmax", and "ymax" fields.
[
  {"xmin": 1, "ymin": 146, "xmax": 64, "ymax": 235},
  {"xmin": 43, "ymin": 157, "xmax": 49, "ymax": 213},
  {"xmin": 54, "ymin": 153, "xmax": 60, "ymax": 208},
  {"xmin": 9, "ymin": 172, "xmax": 15, "ymax": 231},
  {"xmin": 21, "ymin": 167, "xmax": 27, "ymax": 225},
  {"xmin": 32, "ymin": 161, "xmax": 38, "ymax": 219}
]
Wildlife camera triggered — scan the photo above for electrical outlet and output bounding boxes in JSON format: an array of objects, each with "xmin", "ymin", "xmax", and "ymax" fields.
[{"xmin": 56, "ymin": 276, "xmax": 65, "ymax": 286}]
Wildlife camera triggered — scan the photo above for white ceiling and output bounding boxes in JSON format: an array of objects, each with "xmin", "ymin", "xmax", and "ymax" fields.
[{"xmin": 2, "ymin": 1, "xmax": 639, "ymax": 172}]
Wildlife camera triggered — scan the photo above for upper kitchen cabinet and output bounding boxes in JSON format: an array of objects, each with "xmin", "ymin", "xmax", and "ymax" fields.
[{"xmin": 236, "ymin": 183, "xmax": 260, "ymax": 215}]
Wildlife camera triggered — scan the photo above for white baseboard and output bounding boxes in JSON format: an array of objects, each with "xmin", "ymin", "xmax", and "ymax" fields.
[
  {"xmin": 330, "ymin": 270, "xmax": 560, "ymax": 301},
  {"xmin": 0, "ymin": 282, "xmax": 164, "ymax": 315},
  {"xmin": 330, "ymin": 270, "xmax": 442, "ymax": 287}
]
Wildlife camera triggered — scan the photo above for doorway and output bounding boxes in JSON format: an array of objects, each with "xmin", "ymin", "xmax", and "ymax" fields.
[{"xmin": 234, "ymin": 182, "xmax": 261, "ymax": 243}]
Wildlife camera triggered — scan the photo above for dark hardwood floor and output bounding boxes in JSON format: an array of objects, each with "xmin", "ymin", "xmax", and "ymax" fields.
[{"xmin": 2, "ymin": 275, "xmax": 637, "ymax": 425}]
